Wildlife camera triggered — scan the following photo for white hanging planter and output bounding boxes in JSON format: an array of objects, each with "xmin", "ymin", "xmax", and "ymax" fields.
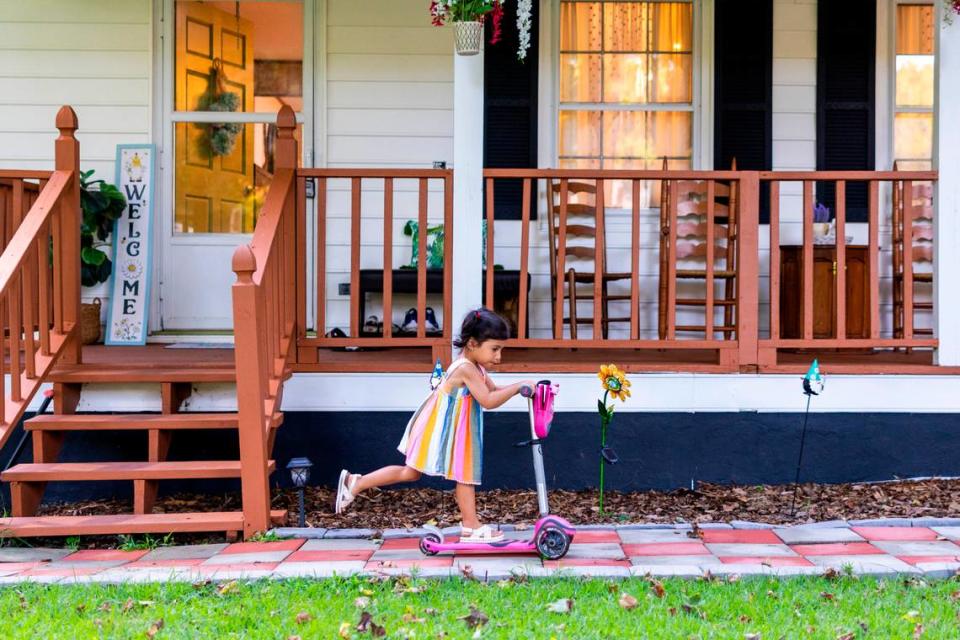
[{"xmin": 454, "ymin": 21, "xmax": 484, "ymax": 55}]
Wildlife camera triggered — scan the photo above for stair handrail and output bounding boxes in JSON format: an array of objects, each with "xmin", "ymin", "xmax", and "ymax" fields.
[
  {"xmin": 0, "ymin": 106, "xmax": 81, "ymax": 450},
  {"xmin": 231, "ymin": 106, "xmax": 298, "ymax": 537}
]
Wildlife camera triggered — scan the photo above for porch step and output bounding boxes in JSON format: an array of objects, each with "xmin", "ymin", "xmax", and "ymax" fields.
[
  {"xmin": 1, "ymin": 460, "xmax": 275, "ymax": 482},
  {"xmin": 0, "ymin": 510, "xmax": 287, "ymax": 538},
  {"xmin": 24, "ymin": 412, "xmax": 284, "ymax": 431},
  {"xmin": 50, "ymin": 365, "xmax": 236, "ymax": 384}
]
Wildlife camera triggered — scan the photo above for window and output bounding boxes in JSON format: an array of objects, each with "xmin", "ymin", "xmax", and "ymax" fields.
[
  {"xmin": 894, "ymin": 3, "xmax": 934, "ymax": 170},
  {"xmin": 558, "ymin": 0, "xmax": 694, "ymax": 208},
  {"xmin": 173, "ymin": 0, "xmax": 304, "ymax": 234}
]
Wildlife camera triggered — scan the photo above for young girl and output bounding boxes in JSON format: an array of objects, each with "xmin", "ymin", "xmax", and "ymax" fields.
[{"xmin": 334, "ymin": 308, "xmax": 532, "ymax": 542}]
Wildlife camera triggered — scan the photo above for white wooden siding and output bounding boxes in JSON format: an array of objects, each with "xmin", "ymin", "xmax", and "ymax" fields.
[{"xmin": 0, "ymin": 0, "xmax": 152, "ymax": 181}]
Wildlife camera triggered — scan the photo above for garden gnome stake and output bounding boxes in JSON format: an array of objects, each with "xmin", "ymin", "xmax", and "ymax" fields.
[{"xmin": 790, "ymin": 359, "xmax": 825, "ymax": 517}]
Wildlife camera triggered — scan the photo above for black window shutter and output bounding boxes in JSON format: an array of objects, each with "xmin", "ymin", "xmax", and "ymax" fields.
[
  {"xmin": 714, "ymin": 0, "xmax": 773, "ymax": 222},
  {"xmin": 817, "ymin": 0, "xmax": 875, "ymax": 222},
  {"xmin": 484, "ymin": 4, "xmax": 538, "ymax": 220}
]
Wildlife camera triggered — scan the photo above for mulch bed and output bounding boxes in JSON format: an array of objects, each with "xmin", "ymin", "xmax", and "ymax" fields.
[{"xmin": 27, "ymin": 478, "xmax": 960, "ymax": 535}]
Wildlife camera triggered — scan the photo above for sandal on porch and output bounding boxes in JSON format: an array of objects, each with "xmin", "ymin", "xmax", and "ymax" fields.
[
  {"xmin": 459, "ymin": 524, "xmax": 504, "ymax": 543},
  {"xmin": 335, "ymin": 469, "xmax": 361, "ymax": 514}
]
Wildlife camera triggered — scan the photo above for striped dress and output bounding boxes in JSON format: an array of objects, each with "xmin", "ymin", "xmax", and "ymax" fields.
[{"xmin": 397, "ymin": 358, "xmax": 485, "ymax": 485}]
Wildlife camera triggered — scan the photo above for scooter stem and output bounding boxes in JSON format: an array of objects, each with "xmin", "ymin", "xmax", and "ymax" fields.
[{"xmin": 528, "ymin": 392, "xmax": 549, "ymax": 517}]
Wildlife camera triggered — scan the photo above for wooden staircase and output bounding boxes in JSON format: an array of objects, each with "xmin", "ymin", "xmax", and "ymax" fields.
[{"xmin": 1, "ymin": 366, "xmax": 286, "ymax": 540}]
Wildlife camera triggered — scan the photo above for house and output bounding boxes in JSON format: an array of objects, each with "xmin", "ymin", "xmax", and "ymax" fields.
[{"xmin": 0, "ymin": 0, "xmax": 958, "ymax": 539}]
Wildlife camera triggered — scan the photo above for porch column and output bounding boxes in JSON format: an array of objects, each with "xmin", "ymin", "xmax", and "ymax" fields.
[
  {"xmin": 451, "ymin": 46, "xmax": 485, "ymax": 340},
  {"xmin": 934, "ymin": 2, "xmax": 960, "ymax": 365}
]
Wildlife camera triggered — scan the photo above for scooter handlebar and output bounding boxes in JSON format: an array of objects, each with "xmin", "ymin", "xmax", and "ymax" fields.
[{"xmin": 519, "ymin": 385, "xmax": 534, "ymax": 398}]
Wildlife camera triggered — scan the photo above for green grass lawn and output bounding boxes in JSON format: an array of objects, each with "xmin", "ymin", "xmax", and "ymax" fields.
[{"xmin": 2, "ymin": 575, "xmax": 958, "ymax": 639}]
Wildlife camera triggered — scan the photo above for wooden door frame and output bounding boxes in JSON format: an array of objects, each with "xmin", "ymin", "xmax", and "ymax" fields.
[{"xmin": 152, "ymin": 0, "xmax": 316, "ymax": 336}]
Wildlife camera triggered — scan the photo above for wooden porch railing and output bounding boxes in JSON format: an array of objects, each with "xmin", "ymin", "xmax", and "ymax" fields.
[
  {"xmin": 230, "ymin": 106, "xmax": 299, "ymax": 536},
  {"xmin": 294, "ymin": 167, "xmax": 454, "ymax": 366},
  {"xmin": 758, "ymin": 171, "xmax": 938, "ymax": 368},
  {"xmin": 0, "ymin": 106, "xmax": 82, "ymax": 449},
  {"xmin": 482, "ymin": 169, "xmax": 758, "ymax": 371}
]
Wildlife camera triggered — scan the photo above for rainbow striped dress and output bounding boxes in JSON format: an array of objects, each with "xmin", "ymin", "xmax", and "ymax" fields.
[{"xmin": 397, "ymin": 358, "xmax": 485, "ymax": 485}]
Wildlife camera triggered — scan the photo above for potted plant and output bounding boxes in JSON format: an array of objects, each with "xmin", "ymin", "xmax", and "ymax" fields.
[
  {"xmin": 79, "ymin": 169, "xmax": 126, "ymax": 343},
  {"xmin": 430, "ymin": 0, "xmax": 534, "ymax": 57}
]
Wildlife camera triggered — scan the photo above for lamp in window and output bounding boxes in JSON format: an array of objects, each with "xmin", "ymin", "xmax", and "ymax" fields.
[{"xmin": 286, "ymin": 457, "xmax": 313, "ymax": 527}]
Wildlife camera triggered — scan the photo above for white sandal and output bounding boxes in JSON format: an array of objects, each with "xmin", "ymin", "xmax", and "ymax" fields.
[
  {"xmin": 335, "ymin": 470, "xmax": 360, "ymax": 514},
  {"xmin": 460, "ymin": 524, "xmax": 504, "ymax": 543}
]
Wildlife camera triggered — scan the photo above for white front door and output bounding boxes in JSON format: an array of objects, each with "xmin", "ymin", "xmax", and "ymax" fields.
[{"xmin": 158, "ymin": 0, "xmax": 311, "ymax": 331}]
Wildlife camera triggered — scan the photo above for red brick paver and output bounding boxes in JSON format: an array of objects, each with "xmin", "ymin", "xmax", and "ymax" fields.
[
  {"xmin": 61, "ymin": 549, "xmax": 148, "ymax": 562},
  {"xmin": 623, "ymin": 542, "xmax": 711, "ymax": 556},
  {"xmin": 719, "ymin": 556, "xmax": 814, "ymax": 567},
  {"xmin": 851, "ymin": 527, "xmax": 938, "ymax": 541},
  {"xmin": 701, "ymin": 530, "xmax": 782, "ymax": 544},
  {"xmin": 219, "ymin": 539, "xmax": 305, "ymax": 554},
  {"xmin": 790, "ymin": 542, "xmax": 883, "ymax": 556},
  {"xmin": 896, "ymin": 555, "xmax": 960, "ymax": 566},
  {"xmin": 287, "ymin": 549, "xmax": 374, "ymax": 562}
]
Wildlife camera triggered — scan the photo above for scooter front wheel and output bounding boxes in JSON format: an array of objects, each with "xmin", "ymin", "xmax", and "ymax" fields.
[{"xmin": 536, "ymin": 526, "xmax": 571, "ymax": 560}]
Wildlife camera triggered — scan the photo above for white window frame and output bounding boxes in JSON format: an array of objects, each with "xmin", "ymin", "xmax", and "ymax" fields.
[{"xmin": 543, "ymin": 0, "xmax": 713, "ymax": 207}]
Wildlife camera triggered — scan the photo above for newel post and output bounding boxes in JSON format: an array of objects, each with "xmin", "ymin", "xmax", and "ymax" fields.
[
  {"xmin": 55, "ymin": 106, "xmax": 81, "ymax": 365},
  {"xmin": 736, "ymin": 171, "xmax": 760, "ymax": 370},
  {"xmin": 275, "ymin": 105, "xmax": 298, "ymax": 338},
  {"xmin": 232, "ymin": 245, "xmax": 272, "ymax": 536}
]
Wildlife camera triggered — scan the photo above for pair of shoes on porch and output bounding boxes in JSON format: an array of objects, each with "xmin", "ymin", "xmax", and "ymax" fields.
[
  {"xmin": 401, "ymin": 307, "xmax": 441, "ymax": 333},
  {"xmin": 459, "ymin": 524, "xmax": 504, "ymax": 543},
  {"xmin": 335, "ymin": 469, "xmax": 361, "ymax": 514}
]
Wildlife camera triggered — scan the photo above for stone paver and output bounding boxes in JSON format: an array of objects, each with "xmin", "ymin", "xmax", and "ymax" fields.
[
  {"xmin": 2, "ymin": 521, "xmax": 956, "ymax": 583},
  {"xmin": 774, "ymin": 527, "xmax": 864, "ymax": 545}
]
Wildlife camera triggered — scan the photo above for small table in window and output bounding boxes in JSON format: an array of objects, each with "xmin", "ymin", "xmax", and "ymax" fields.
[{"xmin": 355, "ymin": 269, "xmax": 530, "ymax": 338}]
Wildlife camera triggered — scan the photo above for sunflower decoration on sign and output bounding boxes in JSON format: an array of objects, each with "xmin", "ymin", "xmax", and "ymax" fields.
[{"xmin": 596, "ymin": 364, "xmax": 631, "ymax": 515}]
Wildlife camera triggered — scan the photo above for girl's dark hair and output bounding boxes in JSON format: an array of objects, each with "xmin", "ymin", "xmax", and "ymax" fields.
[{"xmin": 453, "ymin": 307, "xmax": 509, "ymax": 349}]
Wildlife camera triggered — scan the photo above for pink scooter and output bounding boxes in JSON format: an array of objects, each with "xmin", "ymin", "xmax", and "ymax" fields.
[{"xmin": 419, "ymin": 380, "xmax": 576, "ymax": 560}]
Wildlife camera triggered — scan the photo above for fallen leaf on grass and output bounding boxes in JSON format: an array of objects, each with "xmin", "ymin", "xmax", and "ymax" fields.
[
  {"xmin": 459, "ymin": 606, "xmax": 489, "ymax": 629},
  {"xmin": 338, "ymin": 622, "xmax": 351, "ymax": 639},
  {"xmin": 76, "ymin": 604, "xmax": 86, "ymax": 613},
  {"xmin": 15, "ymin": 591, "xmax": 28, "ymax": 611},
  {"xmin": 401, "ymin": 613, "xmax": 426, "ymax": 624},
  {"xmin": 739, "ymin": 615, "xmax": 751, "ymax": 623},
  {"xmin": 217, "ymin": 580, "xmax": 239, "ymax": 596},
  {"xmin": 287, "ymin": 636, "xmax": 302, "ymax": 640},
  {"xmin": 98, "ymin": 602, "xmax": 112, "ymax": 612},
  {"xmin": 146, "ymin": 618, "xmax": 164, "ymax": 639},
  {"xmin": 822, "ymin": 567, "xmax": 841, "ymax": 580},
  {"xmin": 668, "ymin": 607, "xmax": 677, "ymax": 616},
  {"xmin": 425, "ymin": 608, "xmax": 438, "ymax": 616},
  {"xmin": 836, "ymin": 633, "xmax": 855, "ymax": 640},
  {"xmin": 902, "ymin": 610, "xmax": 921, "ymax": 621},
  {"xmin": 648, "ymin": 578, "xmax": 666, "ymax": 598},
  {"xmin": 913, "ymin": 623, "xmax": 925, "ymax": 638},
  {"xmin": 354, "ymin": 596, "xmax": 370, "ymax": 608},
  {"xmin": 296, "ymin": 612, "xmax": 312, "ymax": 624},
  {"xmin": 546, "ymin": 599, "xmax": 574, "ymax": 614},
  {"xmin": 357, "ymin": 612, "xmax": 386, "ymax": 637},
  {"xmin": 618, "ymin": 593, "xmax": 638, "ymax": 610},
  {"xmin": 122, "ymin": 598, "xmax": 136, "ymax": 614},
  {"xmin": 744, "ymin": 634, "xmax": 761, "ymax": 640},
  {"xmin": 820, "ymin": 592, "xmax": 835, "ymax": 601},
  {"xmin": 460, "ymin": 565, "xmax": 477, "ymax": 581}
]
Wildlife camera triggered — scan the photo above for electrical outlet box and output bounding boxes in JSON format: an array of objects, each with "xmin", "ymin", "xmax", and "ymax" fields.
[
  {"xmin": 305, "ymin": 180, "xmax": 315, "ymax": 198},
  {"xmin": 338, "ymin": 283, "xmax": 350, "ymax": 296}
]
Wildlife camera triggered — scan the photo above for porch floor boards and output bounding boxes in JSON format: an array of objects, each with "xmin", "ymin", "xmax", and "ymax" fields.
[{"xmin": 51, "ymin": 344, "xmax": 236, "ymax": 383}]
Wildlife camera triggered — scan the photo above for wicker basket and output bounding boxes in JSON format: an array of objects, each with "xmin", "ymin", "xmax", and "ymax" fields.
[
  {"xmin": 454, "ymin": 21, "xmax": 483, "ymax": 55},
  {"xmin": 80, "ymin": 297, "xmax": 102, "ymax": 345}
]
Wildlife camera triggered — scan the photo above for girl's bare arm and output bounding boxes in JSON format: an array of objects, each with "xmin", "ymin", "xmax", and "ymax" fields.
[{"xmin": 455, "ymin": 366, "xmax": 528, "ymax": 410}]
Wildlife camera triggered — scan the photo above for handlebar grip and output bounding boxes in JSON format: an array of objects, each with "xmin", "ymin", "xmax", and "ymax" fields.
[{"xmin": 519, "ymin": 385, "xmax": 533, "ymax": 398}]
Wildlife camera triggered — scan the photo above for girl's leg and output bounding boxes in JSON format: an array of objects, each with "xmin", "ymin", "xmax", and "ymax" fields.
[
  {"xmin": 351, "ymin": 465, "xmax": 421, "ymax": 496},
  {"xmin": 454, "ymin": 483, "xmax": 480, "ymax": 530}
]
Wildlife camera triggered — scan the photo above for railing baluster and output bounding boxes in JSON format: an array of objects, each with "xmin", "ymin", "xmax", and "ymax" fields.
[
  {"xmin": 903, "ymin": 180, "xmax": 914, "ymax": 339},
  {"xmin": 802, "ymin": 180, "xmax": 814, "ymax": 340},
  {"xmin": 350, "ymin": 177, "xmax": 362, "ymax": 338},
  {"xmin": 296, "ymin": 176, "xmax": 307, "ymax": 342},
  {"xmin": 667, "ymin": 179, "xmax": 678, "ymax": 339},
  {"xmin": 518, "ymin": 178, "xmax": 531, "ymax": 340},
  {"xmin": 316, "ymin": 178, "xmax": 327, "ymax": 337},
  {"xmin": 0, "ymin": 292, "xmax": 5, "ymax": 426},
  {"xmin": 382, "ymin": 178, "xmax": 394, "ymax": 339},
  {"xmin": 51, "ymin": 201, "xmax": 63, "ymax": 334},
  {"xmin": 416, "ymin": 178, "xmax": 428, "ymax": 339},
  {"xmin": 36, "ymin": 223, "xmax": 51, "ymax": 355},
  {"xmin": 769, "ymin": 180, "xmax": 781, "ymax": 341},
  {"xmin": 22, "ymin": 242, "xmax": 36, "ymax": 379},
  {"xmin": 554, "ymin": 180, "xmax": 568, "ymax": 339},
  {"xmin": 8, "ymin": 272, "xmax": 22, "ymax": 401},
  {"xmin": 485, "ymin": 178, "xmax": 495, "ymax": 309},
  {"xmin": 630, "ymin": 179, "xmax": 640, "ymax": 340},
  {"xmin": 868, "ymin": 180, "xmax": 880, "ymax": 339},
  {"xmin": 593, "ymin": 179, "xmax": 605, "ymax": 340},
  {"xmin": 834, "ymin": 181, "xmax": 846, "ymax": 340},
  {"xmin": 705, "ymin": 180, "xmax": 715, "ymax": 340}
]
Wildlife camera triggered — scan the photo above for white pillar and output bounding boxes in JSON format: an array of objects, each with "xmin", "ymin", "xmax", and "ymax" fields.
[
  {"xmin": 450, "ymin": 46, "xmax": 485, "ymax": 342},
  {"xmin": 934, "ymin": 1, "xmax": 960, "ymax": 365}
]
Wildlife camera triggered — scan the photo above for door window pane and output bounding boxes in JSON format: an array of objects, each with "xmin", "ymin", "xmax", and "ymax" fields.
[
  {"xmin": 175, "ymin": 1, "xmax": 304, "ymax": 113},
  {"xmin": 174, "ymin": 122, "xmax": 302, "ymax": 234},
  {"xmin": 894, "ymin": 4, "xmax": 934, "ymax": 167}
]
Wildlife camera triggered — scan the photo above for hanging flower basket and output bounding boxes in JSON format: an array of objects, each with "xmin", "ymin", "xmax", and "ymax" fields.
[{"xmin": 454, "ymin": 20, "xmax": 484, "ymax": 55}]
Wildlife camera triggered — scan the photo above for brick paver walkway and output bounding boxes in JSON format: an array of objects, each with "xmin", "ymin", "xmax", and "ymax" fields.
[{"xmin": 3, "ymin": 521, "xmax": 960, "ymax": 584}]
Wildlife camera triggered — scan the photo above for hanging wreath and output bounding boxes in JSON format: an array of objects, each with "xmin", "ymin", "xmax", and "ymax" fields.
[{"xmin": 204, "ymin": 59, "xmax": 242, "ymax": 156}]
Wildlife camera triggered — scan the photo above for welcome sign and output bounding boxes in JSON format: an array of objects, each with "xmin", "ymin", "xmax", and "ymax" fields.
[{"xmin": 105, "ymin": 144, "xmax": 156, "ymax": 345}]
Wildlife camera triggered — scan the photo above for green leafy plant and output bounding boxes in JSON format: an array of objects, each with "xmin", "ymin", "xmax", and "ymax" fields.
[
  {"xmin": 247, "ymin": 530, "xmax": 288, "ymax": 543},
  {"xmin": 116, "ymin": 533, "xmax": 173, "ymax": 551},
  {"xmin": 79, "ymin": 169, "xmax": 126, "ymax": 287},
  {"xmin": 65, "ymin": 536, "xmax": 81, "ymax": 551}
]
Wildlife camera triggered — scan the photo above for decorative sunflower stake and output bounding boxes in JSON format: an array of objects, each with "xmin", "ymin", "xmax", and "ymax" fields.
[{"xmin": 596, "ymin": 364, "xmax": 630, "ymax": 515}]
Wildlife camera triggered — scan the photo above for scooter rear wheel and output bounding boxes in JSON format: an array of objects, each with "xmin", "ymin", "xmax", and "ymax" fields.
[
  {"xmin": 419, "ymin": 533, "xmax": 441, "ymax": 556},
  {"xmin": 536, "ymin": 526, "xmax": 571, "ymax": 560}
]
